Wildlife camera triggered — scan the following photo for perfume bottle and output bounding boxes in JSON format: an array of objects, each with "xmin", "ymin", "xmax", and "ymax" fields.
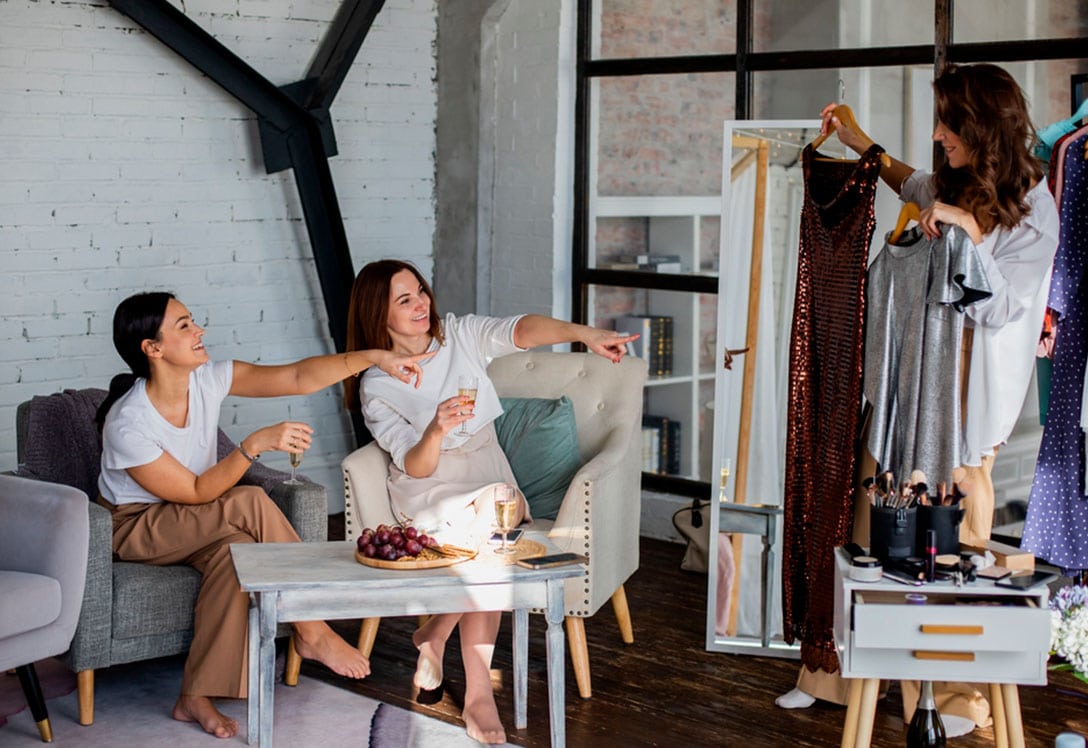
[{"xmin": 906, "ymin": 680, "xmax": 946, "ymax": 747}]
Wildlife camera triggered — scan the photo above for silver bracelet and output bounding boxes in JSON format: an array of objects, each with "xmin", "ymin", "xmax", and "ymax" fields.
[{"xmin": 238, "ymin": 443, "xmax": 260, "ymax": 463}]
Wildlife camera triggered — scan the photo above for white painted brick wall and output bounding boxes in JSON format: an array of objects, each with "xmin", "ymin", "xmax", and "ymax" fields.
[
  {"xmin": 487, "ymin": 0, "xmax": 564, "ymax": 319},
  {"xmin": 1, "ymin": 0, "xmax": 437, "ymax": 512}
]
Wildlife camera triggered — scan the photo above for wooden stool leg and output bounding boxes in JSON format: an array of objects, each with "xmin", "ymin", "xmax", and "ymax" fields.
[
  {"xmin": 284, "ymin": 636, "xmax": 301, "ymax": 686},
  {"xmin": 77, "ymin": 669, "xmax": 94, "ymax": 726},
  {"xmin": 564, "ymin": 616, "xmax": 591, "ymax": 699},
  {"xmin": 989, "ymin": 683, "xmax": 1008, "ymax": 748},
  {"xmin": 610, "ymin": 585, "xmax": 634, "ymax": 644},
  {"xmin": 357, "ymin": 618, "xmax": 381, "ymax": 658},
  {"xmin": 854, "ymin": 678, "xmax": 880, "ymax": 748},
  {"xmin": 841, "ymin": 678, "xmax": 863, "ymax": 748},
  {"xmin": 1000, "ymin": 684, "xmax": 1024, "ymax": 748}
]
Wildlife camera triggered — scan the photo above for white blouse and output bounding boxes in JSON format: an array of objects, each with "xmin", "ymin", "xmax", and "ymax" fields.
[
  {"xmin": 901, "ymin": 172, "xmax": 1060, "ymax": 466},
  {"xmin": 360, "ymin": 313, "xmax": 525, "ymax": 470}
]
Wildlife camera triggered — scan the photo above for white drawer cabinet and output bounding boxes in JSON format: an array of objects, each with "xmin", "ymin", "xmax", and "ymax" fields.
[{"xmin": 833, "ymin": 548, "xmax": 1052, "ymax": 747}]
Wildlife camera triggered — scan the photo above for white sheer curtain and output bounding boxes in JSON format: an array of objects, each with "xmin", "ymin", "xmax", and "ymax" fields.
[{"xmin": 718, "ymin": 159, "xmax": 803, "ymax": 639}]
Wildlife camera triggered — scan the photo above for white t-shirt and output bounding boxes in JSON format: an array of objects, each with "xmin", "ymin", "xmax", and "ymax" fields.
[
  {"xmin": 360, "ymin": 313, "xmax": 525, "ymax": 470},
  {"xmin": 901, "ymin": 172, "xmax": 1060, "ymax": 465},
  {"xmin": 98, "ymin": 360, "xmax": 234, "ymax": 505}
]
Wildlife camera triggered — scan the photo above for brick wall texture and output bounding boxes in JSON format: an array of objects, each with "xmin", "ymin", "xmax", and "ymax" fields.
[{"xmin": 0, "ymin": 0, "xmax": 438, "ymax": 509}]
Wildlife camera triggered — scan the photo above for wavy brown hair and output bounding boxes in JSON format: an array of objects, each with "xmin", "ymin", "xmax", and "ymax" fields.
[
  {"xmin": 344, "ymin": 259, "xmax": 444, "ymax": 412},
  {"xmin": 931, "ymin": 63, "xmax": 1043, "ymax": 234}
]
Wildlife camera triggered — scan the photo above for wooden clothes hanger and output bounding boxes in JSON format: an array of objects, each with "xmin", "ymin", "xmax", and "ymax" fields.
[
  {"xmin": 889, "ymin": 201, "xmax": 921, "ymax": 243},
  {"xmin": 810, "ymin": 104, "xmax": 892, "ymax": 168}
]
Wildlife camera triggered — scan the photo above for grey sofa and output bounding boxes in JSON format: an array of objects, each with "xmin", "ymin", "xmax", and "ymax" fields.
[
  {"xmin": 0, "ymin": 473, "xmax": 89, "ymax": 742},
  {"xmin": 15, "ymin": 388, "xmax": 327, "ymax": 726}
]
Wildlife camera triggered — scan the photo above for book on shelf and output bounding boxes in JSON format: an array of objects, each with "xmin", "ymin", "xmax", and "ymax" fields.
[
  {"xmin": 642, "ymin": 414, "xmax": 681, "ymax": 475},
  {"xmin": 641, "ymin": 425, "xmax": 661, "ymax": 473},
  {"xmin": 605, "ymin": 253, "xmax": 683, "ymax": 273},
  {"xmin": 617, "ymin": 314, "xmax": 673, "ymax": 377}
]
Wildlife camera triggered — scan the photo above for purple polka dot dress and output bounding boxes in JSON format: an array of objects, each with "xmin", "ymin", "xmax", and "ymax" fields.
[{"xmin": 1023, "ymin": 127, "xmax": 1088, "ymax": 575}]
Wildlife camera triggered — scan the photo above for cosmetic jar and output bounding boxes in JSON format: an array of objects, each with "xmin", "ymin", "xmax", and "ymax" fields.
[{"xmin": 849, "ymin": 556, "xmax": 883, "ymax": 582}]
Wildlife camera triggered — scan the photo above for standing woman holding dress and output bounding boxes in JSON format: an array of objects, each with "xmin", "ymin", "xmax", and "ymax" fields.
[
  {"xmin": 776, "ymin": 64, "xmax": 1059, "ymax": 734},
  {"xmin": 96, "ymin": 291, "xmax": 430, "ymax": 739}
]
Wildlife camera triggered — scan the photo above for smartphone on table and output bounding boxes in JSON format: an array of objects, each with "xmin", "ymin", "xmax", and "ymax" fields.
[
  {"xmin": 515, "ymin": 553, "xmax": 587, "ymax": 569},
  {"xmin": 993, "ymin": 570, "xmax": 1058, "ymax": 590},
  {"xmin": 489, "ymin": 528, "xmax": 523, "ymax": 545}
]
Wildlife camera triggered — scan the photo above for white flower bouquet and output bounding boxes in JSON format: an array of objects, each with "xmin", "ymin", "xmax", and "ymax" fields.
[{"xmin": 1049, "ymin": 584, "xmax": 1088, "ymax": 685}]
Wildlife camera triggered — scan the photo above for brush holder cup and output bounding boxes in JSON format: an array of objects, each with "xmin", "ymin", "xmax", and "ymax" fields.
[
  {"xmin": 869, "ymin": 505, "xmax": 918, "ymax": 562},
  {"xmin": 916, "ymin": 504, "xmax": 964, "ymax": 556}
]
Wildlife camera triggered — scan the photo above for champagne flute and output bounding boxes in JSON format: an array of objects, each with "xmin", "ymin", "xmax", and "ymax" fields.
[
  {"xmin": 493, "ymin": 483, "xmax": 518, "ymax": 555},
  {"xmin": 457, "ymin": 375, "xmax": 478, "ymax": 436},
  {"xmin": 286, "ymin": 448, "xmax": 303, "ymax": 485},
  {"xmin": 719, "ymin": 458, "xmax": 732, "ymax": 502}
]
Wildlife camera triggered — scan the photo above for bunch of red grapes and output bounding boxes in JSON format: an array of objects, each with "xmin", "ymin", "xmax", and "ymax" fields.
[{"xmin": 356, "ymin": 524, "xmax": 438, "ymax": 561}]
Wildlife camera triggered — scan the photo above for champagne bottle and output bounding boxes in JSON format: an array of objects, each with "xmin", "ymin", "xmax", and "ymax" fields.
[{"xmin": 906, "ymin": 680, "xmax": 946, "ymax": 747}]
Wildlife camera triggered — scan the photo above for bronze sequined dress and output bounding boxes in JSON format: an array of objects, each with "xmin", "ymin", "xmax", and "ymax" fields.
[{"xmin": 783, "ymin": 144, "xmax": 884, "ymax": 673}]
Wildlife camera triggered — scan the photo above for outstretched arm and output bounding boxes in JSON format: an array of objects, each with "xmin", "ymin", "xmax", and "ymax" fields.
[
  {"xmin": 513, "ymin": 315, "xmax": 638, "ymax": 363},
  {"xmin": 229, "ymin": 349, "xmax": 434, "ymax": 398}
]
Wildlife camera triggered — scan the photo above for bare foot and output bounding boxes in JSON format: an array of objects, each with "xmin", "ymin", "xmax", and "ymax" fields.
[
  {"xmin": 172, "ymin": 694, "xmax": 238, "ymax": 739},
  {"xmin": 293, "ymin": 623, "xmax": 370, "ymax": 679},
  {"xmin": 412, "ymin": 627, "xmax": 444, "ymax": 691},
  {"xmin": 463, "ymin": 693, "xmax": 505, "ymax": 744}
]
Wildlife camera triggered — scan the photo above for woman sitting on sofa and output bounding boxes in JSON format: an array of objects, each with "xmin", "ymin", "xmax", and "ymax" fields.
[{"xmin": 96, "ymin": 291, "xmax": 430, "ymax": 739}]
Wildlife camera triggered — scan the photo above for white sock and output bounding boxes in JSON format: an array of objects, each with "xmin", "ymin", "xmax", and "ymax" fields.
[{"xmin": 775, "ymin": 687, "xmax": 816, "ymax": 709}]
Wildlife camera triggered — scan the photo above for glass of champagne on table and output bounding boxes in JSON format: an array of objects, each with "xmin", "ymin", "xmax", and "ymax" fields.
[
  {"xmin": 494, "ymin": 483, "xmax": 518, "ymax": 555},
  {"xmin": 457, "ymin": 375, "xmax": 478, "ymax": 436}
]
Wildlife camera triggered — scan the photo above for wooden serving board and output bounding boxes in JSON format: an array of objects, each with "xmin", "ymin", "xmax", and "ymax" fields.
[{"xmin": 354, "ymin": 546, "xmax": 476, "ymax": 570}]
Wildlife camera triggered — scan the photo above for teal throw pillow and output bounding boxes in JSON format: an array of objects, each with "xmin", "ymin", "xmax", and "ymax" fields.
[{"xmin": 494, "ymin": 396, "xmax": 580, "ymax": 520}]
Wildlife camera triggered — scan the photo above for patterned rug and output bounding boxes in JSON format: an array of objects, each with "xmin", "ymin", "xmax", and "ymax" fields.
[{"xmin": 0, "ymin": 654, "xmax": 507, "ymax": 747}]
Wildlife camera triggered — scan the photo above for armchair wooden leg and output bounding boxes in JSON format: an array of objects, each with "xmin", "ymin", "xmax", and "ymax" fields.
[
  {"xmin": 357, "ymin": 618, "xmax": 381, "ymax": 658},
  {"xmin": 564, "ymin": 616, "xmax": 592, "ymax": 699},
  {"xmin": 77, "ymin": 669, "xmax": 94, "ymax": 726},
  {"xmin": 610, "ymin": 585, "xmax": 634, "ymax": 644},
  {"xmin": 284, "ymin": 637, "xmax": 301, "ymax": 687},
  {"xmin": 15, "ymin": 664, "xmax": 53, "ymax": 742}
]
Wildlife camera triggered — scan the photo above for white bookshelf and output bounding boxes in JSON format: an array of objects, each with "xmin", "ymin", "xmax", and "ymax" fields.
[{"xmin": 589, "ymin": 195, "xmax": 720, "ymax": 482}]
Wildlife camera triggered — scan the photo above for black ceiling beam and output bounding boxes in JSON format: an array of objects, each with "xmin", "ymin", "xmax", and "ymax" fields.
[
  {"xmin": 107, "ymin": 0, "xmax": 300, "ymax": 133},
  {"xmin": 302, "ymin": 0, "xmax": 386, "ymax": 110},
  {"xmin": 105, "ymin": 0, "xmax": 372, "ymax": 371}
]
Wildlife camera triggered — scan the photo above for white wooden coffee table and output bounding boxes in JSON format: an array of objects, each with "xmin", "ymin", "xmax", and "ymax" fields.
[{"xmin": 231, "ymin": 535, "xmax": 582, "ymax": 747}]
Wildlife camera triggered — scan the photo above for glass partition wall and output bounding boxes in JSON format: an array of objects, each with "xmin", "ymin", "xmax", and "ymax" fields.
[{"xmin": 574, "ymin": 0, "xmax": 1088, "ymax": 656}]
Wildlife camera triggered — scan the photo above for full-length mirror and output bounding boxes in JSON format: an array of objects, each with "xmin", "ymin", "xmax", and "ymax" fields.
[{"xmin": 705, "ymin": 120, "xmax": 820, "ymax": 657}]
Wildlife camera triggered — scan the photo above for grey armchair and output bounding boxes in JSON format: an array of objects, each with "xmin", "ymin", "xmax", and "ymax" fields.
[
  {"xmin": 15, "ymin": 388, "xmax": 327, "ymax": 726},
  {"xmin": 0, "ymin": 473, "xmax": 89, "ymax": 742},
  {"xmin": 342, "ymin": 351, "xmax": 647, "ymax": 698}
]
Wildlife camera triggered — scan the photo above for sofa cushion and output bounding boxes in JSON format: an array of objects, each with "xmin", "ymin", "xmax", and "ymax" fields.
[
  {"xmin": 494, "ymin": 397, "xmax": 579, "ymax": 520},
  {"xmin": 0, "ymin": 570, "xmax": 61, "ymax": 639},
  {"xmin": 112, "ymin": 562, "xmax": 201, "ymax": 639}
]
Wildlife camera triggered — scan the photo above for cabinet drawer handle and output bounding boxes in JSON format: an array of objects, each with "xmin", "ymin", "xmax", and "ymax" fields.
[
  {"xmin": 913, "ymin": 650, "xmax": 976, "ymax": 662},
  {"xmin": 920, "ymin": 624, "xmax": 984, "ymax": 636}
]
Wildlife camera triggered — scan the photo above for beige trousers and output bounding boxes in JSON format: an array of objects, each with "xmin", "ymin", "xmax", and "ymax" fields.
[{"xmin": 103, "ymin": 486, "xmax": 300, "ymax": 698}]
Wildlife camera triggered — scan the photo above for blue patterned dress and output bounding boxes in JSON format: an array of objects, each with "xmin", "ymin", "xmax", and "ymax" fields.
[{"xmin": 1023, "ymin": 126, "xmax": 1088, "ymax": 574}]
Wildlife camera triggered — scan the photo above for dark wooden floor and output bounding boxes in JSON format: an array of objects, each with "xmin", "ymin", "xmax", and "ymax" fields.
[{"xmin": 306, "ymin": 515, "xmax": 1088, "ymax": 747}]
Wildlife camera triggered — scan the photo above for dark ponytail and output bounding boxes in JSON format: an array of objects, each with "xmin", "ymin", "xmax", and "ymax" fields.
[{"xmin": 95, "ymin": 291, "xmax": 175, "ymax": 429}]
